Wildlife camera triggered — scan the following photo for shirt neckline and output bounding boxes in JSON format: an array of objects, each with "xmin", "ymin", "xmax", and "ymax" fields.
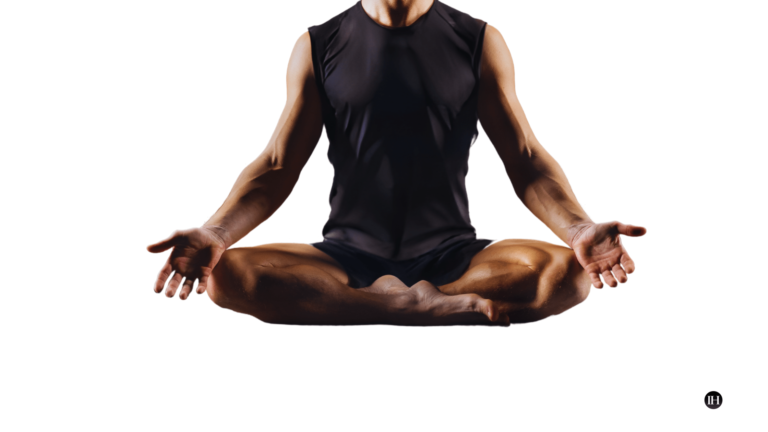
[{"xmin": 357, "ymin": 0, "xmax": 437, "ymax": 31}]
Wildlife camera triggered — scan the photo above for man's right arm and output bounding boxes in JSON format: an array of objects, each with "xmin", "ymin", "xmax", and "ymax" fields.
[{"xmin": 202, "ymin": 31, "xmax": 323, "ymax": 248}]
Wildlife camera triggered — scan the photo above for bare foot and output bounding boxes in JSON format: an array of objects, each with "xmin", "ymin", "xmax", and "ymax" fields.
[
  {"xmin": 359, "ymin": 275, "xmax": 411, "ymax": 295},
  {"xmin": 392, "ymin": 280, "xmax": 510, "ymax": 326}
]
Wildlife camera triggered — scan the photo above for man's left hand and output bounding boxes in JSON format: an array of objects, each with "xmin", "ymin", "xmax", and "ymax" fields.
[{"xmin": 568, "ymin": 221, "xmax": 647, "ymax": 288}]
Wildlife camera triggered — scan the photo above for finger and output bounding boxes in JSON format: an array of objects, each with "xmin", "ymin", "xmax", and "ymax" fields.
[
  {"xmin": 165, "ymin": 272, "xmax": 183, "ymax": 298},
  {"xmin": 147, "ymin": 231, "xmax": 182, "ymax": 253},
  {"xmin": 616, "ymin": 222, "xmax": 647, "ymax": 237},
  {"xmin": 612, "ymin": 263, "xmax": 628, "ymax": 283},
  {"xmin": 154, "ymin": 258, "xmax": 173, "ymax": 293},
  {"xmin": 602, "ymin": 269, "xmax": 618, "ymax": 288},
  {"xmin": 621, "ymin": 255, "xmax": 636, "ymax": 274},
  {"xmin": 179, "ymin": 277, "xmax": 196, "ymax": 300},
  {"xmin": 197, "ymin": 274, "xmax": 210, "ymax": 294},
  {"xmin": 588, "ymin": 272, "xmax": 603, "ymax": 289}
]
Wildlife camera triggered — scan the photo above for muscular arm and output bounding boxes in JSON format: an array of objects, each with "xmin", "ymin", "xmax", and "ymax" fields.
[
  {"xmin": 477, "ymin": 24, "xmax": 592, "ymax": 247},
  {"xmin": 203, "ymin": 32, "xmax": 324, "ymax": 248}
]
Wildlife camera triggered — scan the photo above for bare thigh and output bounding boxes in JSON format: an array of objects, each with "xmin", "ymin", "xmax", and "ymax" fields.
[
  {"xmin": 215, "ymin": 242, "xmax": 351, "ymax": 286},
  {"xmin": 439, "ymin": 239, "xmax": 590, "ymax": 322}
]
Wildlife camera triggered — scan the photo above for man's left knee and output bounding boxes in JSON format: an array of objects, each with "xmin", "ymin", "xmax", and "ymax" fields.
[
  {"xmin": 552, "ymin": 250, "xmax": 590, "ymax": 307},
  {"xmin": 208, "ymin": 250, "xmax": 242, "ymax": 308},
  {"xmin": 534, "ymin": 249, "xmax": 590, "ymax": 314}
]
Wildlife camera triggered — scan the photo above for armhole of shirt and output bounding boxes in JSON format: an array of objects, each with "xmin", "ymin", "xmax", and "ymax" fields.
[
  {"xmin": 307, "ymin": 27, "xmax": 324, "ymax": 91},
  {"xmin": 472, "ymin": 21, "xmax": 488, "ymax": 81}
]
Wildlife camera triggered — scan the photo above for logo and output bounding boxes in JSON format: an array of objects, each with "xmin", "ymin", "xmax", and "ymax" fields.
[{"xmin": 705, "ymin": 391, "xmax": 722, "ymax": 409}]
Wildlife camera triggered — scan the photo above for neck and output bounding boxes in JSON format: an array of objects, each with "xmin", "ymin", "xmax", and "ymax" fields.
[{"xmin": 361, "ymin": 0, "xmax": 435, "ymax": 28}]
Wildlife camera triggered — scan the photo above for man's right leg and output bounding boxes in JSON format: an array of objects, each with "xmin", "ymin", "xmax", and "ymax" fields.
[{"xmin": 207, "ymin": 243, "xmax": 510, "ymax": 326}]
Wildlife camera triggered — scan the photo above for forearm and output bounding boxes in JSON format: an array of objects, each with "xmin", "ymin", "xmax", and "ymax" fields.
[
  {"xmin": 510, "ymin": 146, "xmax": 593, "ymax": 247},
  {"xmin": 202, "ymin": 153, "xmax": 299, "ymax": 248}
]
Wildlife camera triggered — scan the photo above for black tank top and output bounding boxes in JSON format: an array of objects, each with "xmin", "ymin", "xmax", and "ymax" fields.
[{"xmin": 308, "ymin": 0, "xmax": 487, "ymax": 261}]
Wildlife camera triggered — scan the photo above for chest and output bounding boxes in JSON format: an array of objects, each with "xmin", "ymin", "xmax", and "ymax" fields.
[{"xmin": 321, "ymin": 30, "xmax": 477, "ymax": 117}]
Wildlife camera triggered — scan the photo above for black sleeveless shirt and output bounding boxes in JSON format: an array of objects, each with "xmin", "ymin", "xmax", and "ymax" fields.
[{"xmin": 308, "ymin": 0, "xmax": 487, "ymax": 261}]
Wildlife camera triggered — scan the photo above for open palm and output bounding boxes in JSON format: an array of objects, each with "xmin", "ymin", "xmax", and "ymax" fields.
[
  {"xmin": 570, "ymin": 221, "xmax": 646, "ymax": 288},
  {"xmin": 147, "ymin": 227, "xmax": 227, "ymax": 299}
]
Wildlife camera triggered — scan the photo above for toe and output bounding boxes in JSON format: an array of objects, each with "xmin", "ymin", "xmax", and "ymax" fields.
[
  {"xmin": 498, "ymin": 313, "xmax": 511, "ymax": 327},
  {"xmin": 469, "ymin": 295, "xmax": 496, "ymax": 322}
]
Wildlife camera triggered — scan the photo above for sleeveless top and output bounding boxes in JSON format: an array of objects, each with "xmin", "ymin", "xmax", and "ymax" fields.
[{"xmin": 308, "ymin": 0, "xmax": 487, "ymax": 261}]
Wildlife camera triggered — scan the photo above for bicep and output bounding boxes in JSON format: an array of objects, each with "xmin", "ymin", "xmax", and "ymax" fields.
[
  {"xmin": 261, "ymin": 31, "xmax": 324, "ymax": 176},
  {"xmin": 478, "ymin": 24, "xmax": 543, "ymax": 174}
]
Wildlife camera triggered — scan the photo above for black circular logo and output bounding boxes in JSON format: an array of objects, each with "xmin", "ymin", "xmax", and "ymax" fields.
[{"xmin": 705, "ymin": 391, "xmax": 722, "ymax": 409}]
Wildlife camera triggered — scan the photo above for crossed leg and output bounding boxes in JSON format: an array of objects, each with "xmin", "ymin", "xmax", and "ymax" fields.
[
  {"xmin": 438, "ymin": 239, "xmax": 591, "ymax": 323},
  {"xmin": 206, "ymin": 239, "xmax": 590, "ymax": 325},
  {"xmin": 206, "ymin": 243, "xmax": 503, "ymax": 326}
]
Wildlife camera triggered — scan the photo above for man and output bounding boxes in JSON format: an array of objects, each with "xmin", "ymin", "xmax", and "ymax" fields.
[{"xmin": 147, "ymin": 0, "xmax": 646, "ymax": 326}]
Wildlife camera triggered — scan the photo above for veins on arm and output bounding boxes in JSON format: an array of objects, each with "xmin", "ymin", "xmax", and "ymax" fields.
[{"xmin": 477, "ymin": 24, "xmax": 592, "ymax": 243}]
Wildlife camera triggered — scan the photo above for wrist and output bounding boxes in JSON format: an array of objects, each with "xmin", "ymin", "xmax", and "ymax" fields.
[
  {"xmin": 201, "ymin": 225, "xmax": 232, "ymax": 248},
  {"xmin": 565, "ymin": 221, "xmax": 594, "ymax": 248}
]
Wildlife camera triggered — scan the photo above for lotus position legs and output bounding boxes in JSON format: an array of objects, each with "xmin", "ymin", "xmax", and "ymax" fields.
[{"xmin": 204, "ymin": 239, "xmax": 590, "ymax": 325}]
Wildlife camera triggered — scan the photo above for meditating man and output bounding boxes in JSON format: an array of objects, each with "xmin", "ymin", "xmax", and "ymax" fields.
[{"xmin": 147, "ymin": 0, "xmax": 646, "ymax": 325}]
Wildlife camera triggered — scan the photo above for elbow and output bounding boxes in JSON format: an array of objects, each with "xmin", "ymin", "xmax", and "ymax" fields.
[
  {"xmin": 513, "ymin": 179, "xmax": 540, "ymax": 204},
  {"xmin": 267, "ymin": 151, "xmax": 284, "ymax": 172},
  {"xmin": 507, "ymin": 157, "xmax": 539, "ymax": 199},
  {"xmin": 263, "ymin": 143, "xmax": 288, "ymax": 173}
]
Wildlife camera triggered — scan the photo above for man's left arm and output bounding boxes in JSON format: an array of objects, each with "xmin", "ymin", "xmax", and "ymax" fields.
[{"xmin": 477, "ymin": 23, "xmax": 646, "ymax": 288}]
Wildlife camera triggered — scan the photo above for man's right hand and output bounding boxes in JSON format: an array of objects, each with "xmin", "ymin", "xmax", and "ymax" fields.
[
  {"xmin": 147, "ymin": 31, "xmax": 321, "ymax": 300},
  {"xmin": 147, "ymin": 227, "xmax": 228, "ymax": 299}
]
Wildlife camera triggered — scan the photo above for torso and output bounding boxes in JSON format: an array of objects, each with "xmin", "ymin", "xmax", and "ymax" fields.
[{"xmin": 308, "ymin": 0, "xmax": 487, "ymax": 261}]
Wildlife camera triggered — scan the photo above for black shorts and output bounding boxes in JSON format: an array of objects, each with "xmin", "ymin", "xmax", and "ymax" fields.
[{"xmin": 311, "ymin": 237, "xmax": 495, "ymax": 288}]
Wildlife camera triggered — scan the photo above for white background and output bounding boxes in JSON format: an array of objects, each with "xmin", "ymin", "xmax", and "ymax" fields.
[{"xmin": 1, "ymin": 0, "xmax": 766, "ymax": 430}]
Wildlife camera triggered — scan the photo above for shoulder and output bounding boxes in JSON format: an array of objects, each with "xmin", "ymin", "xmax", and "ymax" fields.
[
  {"xmin": 307, "ymin": 2, "xmax": 357, "ymax": 76},
  {"xmin": 478, "ymin": 23, "xmax": 514, "ymax": 84},
  {"xmin": 291, "ymin": 31, "xmax": 313, "ymax": 69},
  {"xmin": 285, "ymin": 32, "xmax": 316, "ymax": 89},
  {"xmin": 434, "ymin": 1, "xmax": 487, "ymax": 72},
  {"xmin": 434, "ymin": 1, "xmax": 486, "ymax": 37},
  {"xmin": 481, "ymin": 23, "xmax": 509, "ymax": 60},
  {"xmin": 483, "ymin": 23, "xmax": 504, "ymax": 45},
  {"xmin": 308, "ymin": 3, "xmax": 356, "ymax": 41},
  {"xmin": 480, "ymin": 23, "xmax": 511, "ymax": 62}
]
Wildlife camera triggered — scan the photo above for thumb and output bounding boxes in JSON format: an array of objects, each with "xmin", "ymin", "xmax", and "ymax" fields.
[
  {"xmin": 147, "ymin": 231, "xmax": 183, "ymax": 253},
  {"xmin": 616, "ymin": 222, "xmax": 647, "ymax": 237}
]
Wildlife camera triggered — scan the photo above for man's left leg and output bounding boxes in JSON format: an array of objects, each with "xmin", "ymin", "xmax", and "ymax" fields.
[{"xmin": 438, "ymin": 239, "xmax": 592, "ymax": 323}]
